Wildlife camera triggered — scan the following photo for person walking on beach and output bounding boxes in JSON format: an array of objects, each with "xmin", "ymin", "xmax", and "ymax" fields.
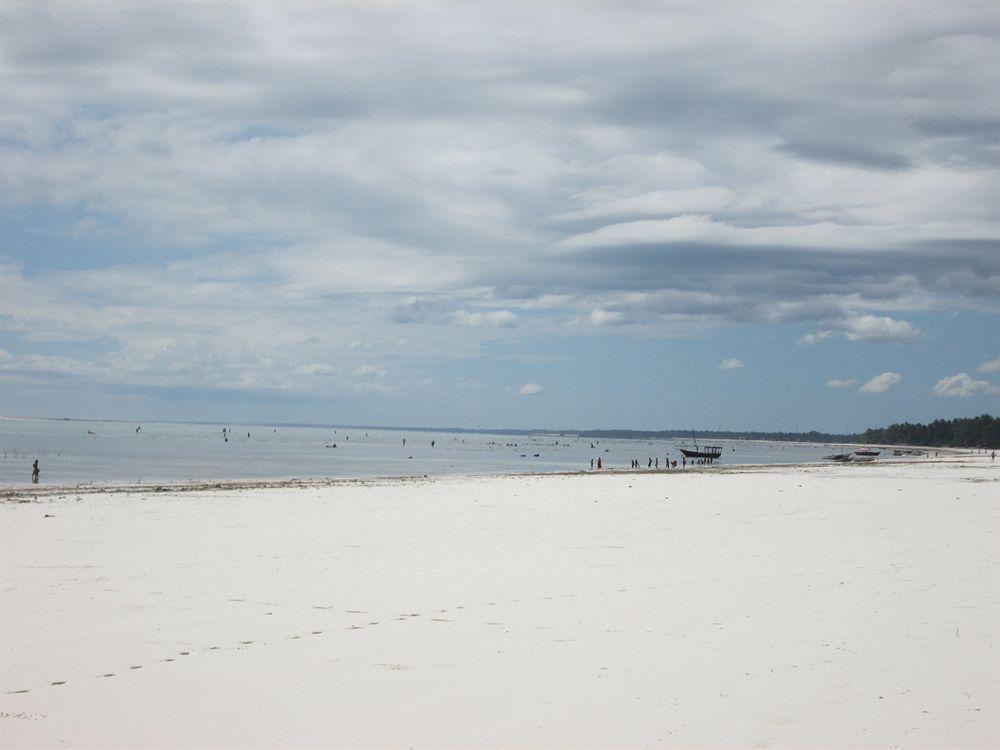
[
  {"xmin": 597, "ymin": 457, "xmax": 602, "ymax": 469},
  {"xmin": 590, "ymin": 458, "xmax": 594, "ymax": 469},
  {"xmin": 31, "ymin": 459, "xmax": 39, "ymax": 484}
]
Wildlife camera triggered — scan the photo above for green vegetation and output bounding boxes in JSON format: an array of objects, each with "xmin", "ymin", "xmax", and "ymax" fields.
[{"xmin": 860, "ymin": 414, "xmax": 999, "ymax": 448}]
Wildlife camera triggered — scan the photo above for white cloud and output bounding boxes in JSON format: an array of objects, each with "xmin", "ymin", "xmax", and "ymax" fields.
[
  {"xmin": 826, "ymin": 378, "xmax": 858, "ymax": 389},
  {"xmin": 353, "ymin": 365, "xmax": 386, "ymax": 378},
  {"xmin": 977, "ymin": 358, "xmax": 1000, "ymax": 374},
  {"xmin": 452, "ymin": 310, "xmax": 518, "ymax": 328},
  {"xmin": 858, "ymin": 372, "xmax": 902, "ymax": 394},
  {"xmin": 932, "ymin": 372, "xmax": 1000, "ymax": 398},
  {"xmin": 800, "ymin": 315, "xmax": 922, "ymax": 345},
  {"xmin": 518, "ymin": 383, "xmax": 543, "ymax": 396},
  {"xmin": 837, "ymin": 315, "xmax": 921, "ymax": 343},
  {"xmin": 719, "ymin": 358, "xmax": 744, "ymax": 370},
  {"xmin": 589, "ymin": 309, "xmax": 627, "ymax": 326},
  {"xmin": 558, "ymin": 187, "xmax": 736, "ymax": 221},
  {"xmin": 798, "ymin": 331, "xmax": 834, "ymax": 346}
]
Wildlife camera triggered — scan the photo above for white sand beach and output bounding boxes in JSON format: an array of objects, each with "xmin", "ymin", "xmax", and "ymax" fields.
[{"xmin": 2, "ymin": 456, "xmax": 997, "ymax": 748}]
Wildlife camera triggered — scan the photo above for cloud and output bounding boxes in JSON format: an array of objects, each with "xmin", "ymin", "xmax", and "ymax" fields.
[
  {"xmin": 800, "ymin": 315, "xmax": 922, "ymax": 345},
  {"xmin": 836, "ymin": 315, "xmax": 922, "ymax": 343},
  {"xmin": 452, "ymin": 310, "xmax": 518, "ymax": 328},
  {"xmin": 518, "ymin": 383, "xmax": 543, "ymax": 396},
  {"xmin": 0, "ymin": 3, "xmax": 996, "ymax": 414},
  {"xmin": 932, "ymin": 372, "xmax": 1000, "ymax": 397},
  {"xmin": 858, "ymin": 372, "xmax": 902, "ymax": 394},
  {"xmin": 719, "ymin": 358, "xmax": 744, "ymax": 370},
  {"xmin": 826, "ymin": 378, "xmax": 858, "ymax": 389},
  {"xmin": 977, "ymin": 358, "xmax": 1000, "ymax": 374},
  {"xmin": 589, "ymin": 309, "xmax": 628, "ymax": 326}
]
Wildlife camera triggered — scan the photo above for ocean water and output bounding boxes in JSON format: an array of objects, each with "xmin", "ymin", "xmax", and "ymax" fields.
[{"xmin": 1, "ymin": 417, "xmax": 866, "ymax": 486}]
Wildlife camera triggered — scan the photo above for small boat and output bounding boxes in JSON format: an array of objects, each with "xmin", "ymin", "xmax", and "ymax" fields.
[
  {"xmin": 679, "ymin": 432, "xmax": 723, "ymax": 460},
  {"xmin": 824, "ymin": 453, "xmax": 852, "ymax": 461},
  {"xmin": 853, "ymin": 449, "xmax": 880, "ymax": 457}
]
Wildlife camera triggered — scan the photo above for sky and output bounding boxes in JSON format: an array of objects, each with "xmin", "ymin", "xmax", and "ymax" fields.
[{"xmin": 1, "ymin": 1, "xmax": 998, "ymax": 432}]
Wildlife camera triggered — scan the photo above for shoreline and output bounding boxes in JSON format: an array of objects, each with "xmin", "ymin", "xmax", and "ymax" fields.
[{"xmin": 0, "ymin": 453, "xmax": 976, "ymax": 501}]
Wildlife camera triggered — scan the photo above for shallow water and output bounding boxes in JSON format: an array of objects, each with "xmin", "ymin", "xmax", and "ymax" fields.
[{"xmin": 1, "ymin": 417, "xmax": 868, "ymax": 486}]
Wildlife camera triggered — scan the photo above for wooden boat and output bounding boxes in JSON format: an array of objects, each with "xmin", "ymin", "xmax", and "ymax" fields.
[
  {"xmin": 679, "ymin": 433, "xmax": 722, "ymax": 459},
  {"xmin": 853, "ymin": 449, "xmax": 880, "ymax": 457}
]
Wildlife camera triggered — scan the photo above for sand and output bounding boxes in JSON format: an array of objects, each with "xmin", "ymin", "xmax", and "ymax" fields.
[{"xmin": 1, "ymin": 456, "xmax": 997, "ymax": 748}]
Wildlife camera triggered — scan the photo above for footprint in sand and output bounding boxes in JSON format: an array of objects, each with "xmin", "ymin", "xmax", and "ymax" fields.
[
  {"xmin": 7, "ymin": 689, "xmax": 30, "ymax": 694},
  {"xmin": 130, "ymin": 665, "xmax": 142, "ymax": 670},
  {"xmin": 101, "ymin": 674, "xmax": 115, "ymax": 678}
]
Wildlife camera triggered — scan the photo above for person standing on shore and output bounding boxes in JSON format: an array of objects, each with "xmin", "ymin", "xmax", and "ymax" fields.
[{"xmin": 31, "ymin": 459, "xmax": 39, "ymax": 484}]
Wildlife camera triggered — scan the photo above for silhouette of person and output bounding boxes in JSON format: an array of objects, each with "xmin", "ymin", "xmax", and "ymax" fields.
[{"xmin": 32, "ymin": 459, "xmax": 39, "ymax": 484}]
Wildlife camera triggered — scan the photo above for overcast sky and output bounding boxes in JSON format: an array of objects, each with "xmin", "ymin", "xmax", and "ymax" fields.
[{"xmin": 2, "ymin": 1, "xmax": 997, "ymax": 431}]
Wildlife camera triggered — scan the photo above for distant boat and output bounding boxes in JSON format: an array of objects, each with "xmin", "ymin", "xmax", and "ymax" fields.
[
  {"xmin": 824, "ymin": 452, "xmax": 852, "ymax": 462},
  {"xmin": 679, "ymin": 432, "xmax": 723, "ymax": 460},
  {"xmin": 853, "ymin": 449, "xmax": 880, "ymax": 457}
]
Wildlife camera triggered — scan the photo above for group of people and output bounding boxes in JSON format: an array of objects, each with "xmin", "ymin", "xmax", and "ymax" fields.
[{"xmin": 590, "ymin": 456, "xmax": 680, "ymax": 470}]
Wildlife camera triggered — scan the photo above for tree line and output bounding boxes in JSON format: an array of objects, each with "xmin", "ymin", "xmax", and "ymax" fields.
[{"xmin": 860, "ymin": 414, "xmax": 999, "ymax": 448}]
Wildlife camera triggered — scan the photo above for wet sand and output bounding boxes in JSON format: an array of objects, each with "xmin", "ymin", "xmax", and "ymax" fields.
[{"xmin": 2, "ymin": 456, "xmax": 997, "ymax": 748}]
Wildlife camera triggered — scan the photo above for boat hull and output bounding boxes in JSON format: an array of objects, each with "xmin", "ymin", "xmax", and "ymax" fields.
[{"xmin": 679, "ymin": 448, "xmax": 723, "ymax": 459}]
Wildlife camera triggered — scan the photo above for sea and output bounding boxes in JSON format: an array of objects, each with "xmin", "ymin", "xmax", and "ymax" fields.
[{"xmin": 1, "ymin": 417, "xmax": 876, "ymax": 487}]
